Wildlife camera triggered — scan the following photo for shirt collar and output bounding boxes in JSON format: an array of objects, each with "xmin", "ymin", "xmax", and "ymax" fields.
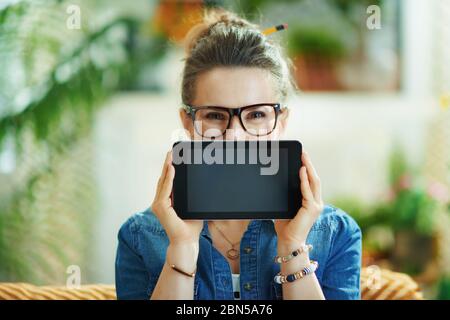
[{"xmin": 200, "ymin": 219, "xmax": 272, "ymax": 242}]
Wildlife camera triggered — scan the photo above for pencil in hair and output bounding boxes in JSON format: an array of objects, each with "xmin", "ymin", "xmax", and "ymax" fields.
[{"xmin": 262, "ymin": 23, "xmax": 288, "ymax": 35}]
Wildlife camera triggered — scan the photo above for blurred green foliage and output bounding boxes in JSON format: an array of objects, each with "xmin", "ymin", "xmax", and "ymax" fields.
[
  {"xmin": 437, "ymin": 276, "xmax": 450, "ymax": 300},
  {"xmin": 286, "ymin": 26, "xmax": 346, "ymax": 58},
  {"xmin": 333, "ymin": 144, "xmax": 448, "ymax": 251},
  {"xmin": 0, "ymin": 0, "xmax": 167, "ymax": 283}
]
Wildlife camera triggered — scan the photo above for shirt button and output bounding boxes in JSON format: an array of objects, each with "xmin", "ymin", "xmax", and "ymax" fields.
[
  {"xmin": 244, "ymin": 247, "xmax": 253, "ymax": 254},
  {"xmin": 244, "ymin": 283, "xmax": 252, "ymax": 291}
]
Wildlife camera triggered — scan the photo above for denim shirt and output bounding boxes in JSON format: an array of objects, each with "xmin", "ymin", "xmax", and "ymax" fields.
[{"xmin": 115, "ymin": 204, "xmax": 362, "ymax": 300}]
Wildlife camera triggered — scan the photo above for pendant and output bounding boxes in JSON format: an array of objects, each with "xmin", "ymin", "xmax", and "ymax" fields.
[{"xmin": 227, "ymin": 248, "xmax": 239, "ymax": 260}]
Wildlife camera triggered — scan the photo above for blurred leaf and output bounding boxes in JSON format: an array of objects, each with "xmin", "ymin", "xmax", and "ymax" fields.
[
  {"xmin": 286, "ymin": 25, "xmax": 346, "ymax": 58},
  {"xmin": 437, "ymin": 276, "xmax": 450, "ymax": 300},
  {"xmin": 0, "ymin": 0, "xmax": 143, "ymax": 284}
]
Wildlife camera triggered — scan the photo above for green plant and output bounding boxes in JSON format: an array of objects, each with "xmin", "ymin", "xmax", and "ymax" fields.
[
  {"xmin": 375, "ymin": 145, "xmax": 446, "ymax": 236},
  {"xmin": 286, "ymin": 26, "xmax": 346, "ymax": 59},
  {"xmin": 333, "ymin": 144, "xmax": 449, "ymax": 257},
  {"xmin": 0, "ymin": 0, "xmax": 157, "ymax": 284},
  {"xmin": 436, "ymin": 275, "xmax": 450, "ymax": 300}
]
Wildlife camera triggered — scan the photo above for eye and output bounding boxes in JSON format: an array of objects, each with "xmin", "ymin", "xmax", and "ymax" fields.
[
  {"xmin": 205, "ymin": 112, "xmax": 227, "ymax": 121},
  {"xmin": 246, "ymin": 111, "xmax": 266, "ymax": 120}
]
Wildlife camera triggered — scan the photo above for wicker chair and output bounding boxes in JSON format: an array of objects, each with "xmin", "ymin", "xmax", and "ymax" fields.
[{"xmin": 0, "ymin": 267, "xmax": 423, "ymax": 300}]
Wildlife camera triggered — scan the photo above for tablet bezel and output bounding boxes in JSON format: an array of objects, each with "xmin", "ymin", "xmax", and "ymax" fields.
[{"xmin": 172, "ymin": 140, "xmax": 302, "ymax": 220}]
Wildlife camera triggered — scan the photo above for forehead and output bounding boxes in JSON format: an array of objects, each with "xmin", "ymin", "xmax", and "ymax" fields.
[{"xmin": 192, "ymin": 67, "xmax": 278, "ymax": 108}]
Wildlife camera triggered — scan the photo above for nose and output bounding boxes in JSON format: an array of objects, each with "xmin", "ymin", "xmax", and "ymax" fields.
[{"xmin": 224, "ymin": 115, "xmax": 246, "ymax": 140}]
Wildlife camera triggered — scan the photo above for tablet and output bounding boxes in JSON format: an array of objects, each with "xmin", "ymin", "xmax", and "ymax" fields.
[{"xmin": 172, "ymin": 140, "xmax": 302, "ymax": 220}]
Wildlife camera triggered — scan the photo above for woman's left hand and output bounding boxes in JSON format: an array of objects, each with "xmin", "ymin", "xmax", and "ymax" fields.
[{"xmin": 274, "ymin": 150, "xmax": 324, "ymax": 247}]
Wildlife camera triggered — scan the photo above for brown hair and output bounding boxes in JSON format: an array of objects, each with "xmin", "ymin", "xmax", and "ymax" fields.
[{"xmin": 181, "ymin": 8, "xmax": 295, "ymax": 105}]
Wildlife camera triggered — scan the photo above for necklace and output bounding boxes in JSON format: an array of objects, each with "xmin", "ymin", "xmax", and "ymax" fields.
[{"xmin": 211, "ymin": 222, "xmax": 240, "ymax": 260}]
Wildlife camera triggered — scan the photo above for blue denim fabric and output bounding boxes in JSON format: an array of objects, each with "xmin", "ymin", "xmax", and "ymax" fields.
[{"xmin": 115, "ymin": 204, "xmax": 362, "ymax": 300}]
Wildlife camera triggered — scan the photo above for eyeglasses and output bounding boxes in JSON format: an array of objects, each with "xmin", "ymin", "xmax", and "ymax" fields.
[{"xmin": 183, "ymin": 103, "xmax": 283, "ymax": 139}]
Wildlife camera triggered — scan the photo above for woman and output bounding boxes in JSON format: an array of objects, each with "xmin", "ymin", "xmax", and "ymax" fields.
[{"xmin": 115, "ymin": 9, "xmax": 361, "ymax": 300}]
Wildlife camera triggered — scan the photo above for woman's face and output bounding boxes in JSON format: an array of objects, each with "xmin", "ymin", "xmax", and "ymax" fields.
[{"xmin": 180, "ymin": 67, "xmax": 289, "ymax": 141}]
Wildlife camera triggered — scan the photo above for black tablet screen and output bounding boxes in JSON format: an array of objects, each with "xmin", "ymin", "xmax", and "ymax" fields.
[
  {"xmin": 172, "ymin": 140, "xmax": 301, "ymax": 220},
  {"xmin": 187, "ymin": 147, "xmax": 288, "ymax": 213}
]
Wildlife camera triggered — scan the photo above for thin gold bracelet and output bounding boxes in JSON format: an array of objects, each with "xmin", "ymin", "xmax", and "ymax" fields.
[{"xmin": 169, "ymin": 263, "xmax": 196, "ymax": 278}]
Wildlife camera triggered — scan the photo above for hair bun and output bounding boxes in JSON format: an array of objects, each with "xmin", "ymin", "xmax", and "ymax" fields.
[{"xmin": 183, "ymin": 8, "xmax": 257, "ymax": 56}]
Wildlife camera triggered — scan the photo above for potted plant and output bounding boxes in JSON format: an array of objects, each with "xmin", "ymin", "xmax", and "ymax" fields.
[
  {"xmin": 333, "ymin": 146, "xmax": 449, "ymax": 282},
  {"xmin": 286, "ymin": 25, "xmax": 346, "ymax": 91},
  {"xmin": 370, "ymin": 148, "xmax": 449, "ymax": 281}
]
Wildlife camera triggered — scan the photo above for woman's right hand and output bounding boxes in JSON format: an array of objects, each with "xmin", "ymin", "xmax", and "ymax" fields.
[
  {"xmin": 151, "ymin": 151, "xmax": 203, "ymax": 247},
  {"xmin": 150, "ymin": 152, "xmax": 201, "ymax": 300}
]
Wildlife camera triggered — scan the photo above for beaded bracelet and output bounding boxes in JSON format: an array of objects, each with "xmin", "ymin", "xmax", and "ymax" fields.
[
  {"xmin": 274, "ymin": 260, "xmax": 318, "ymax": 284},
  {"xmin": 274, "ymin": 244, "xmax": 313, "ymax": 264}
]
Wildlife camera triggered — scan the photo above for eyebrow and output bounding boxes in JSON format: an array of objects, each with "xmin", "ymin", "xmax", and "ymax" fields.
[
  {"xmin": 188, "ymin": 103, "xmax": 280, "ymax": 109},
  {"xmin": 191, "ymin": 105, "xmax": 239, "ymax": 109}
]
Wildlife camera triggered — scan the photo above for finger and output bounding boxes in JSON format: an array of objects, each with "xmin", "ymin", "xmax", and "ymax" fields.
[
  {"xmin": 155, "ymin": 152, "xmax": 171, "ymax": 200},
  {"xmin": 160, "ymin": 162, "xmax": 175, "ymax": 200},
  {"xmin": 302, "ymin": 151, "xmax": 320, "ymax": 181},
  {"xmin": 302, "ymin": 151, "xmax": 322, "ymax": 202},
  {"xmin": 300, "ymin": 165, "xmax": 314, "ymax": 202},
  {"xmin": 302, "ymin": 151, "xmax": 319, "ymax": 178},
  {"xmin": 159, "ymin": 151, "xmax": 175, "ymax": 200},
  {"xmin": 161, "ymin": 151, "xmax": 171, "ymax": 177}
]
